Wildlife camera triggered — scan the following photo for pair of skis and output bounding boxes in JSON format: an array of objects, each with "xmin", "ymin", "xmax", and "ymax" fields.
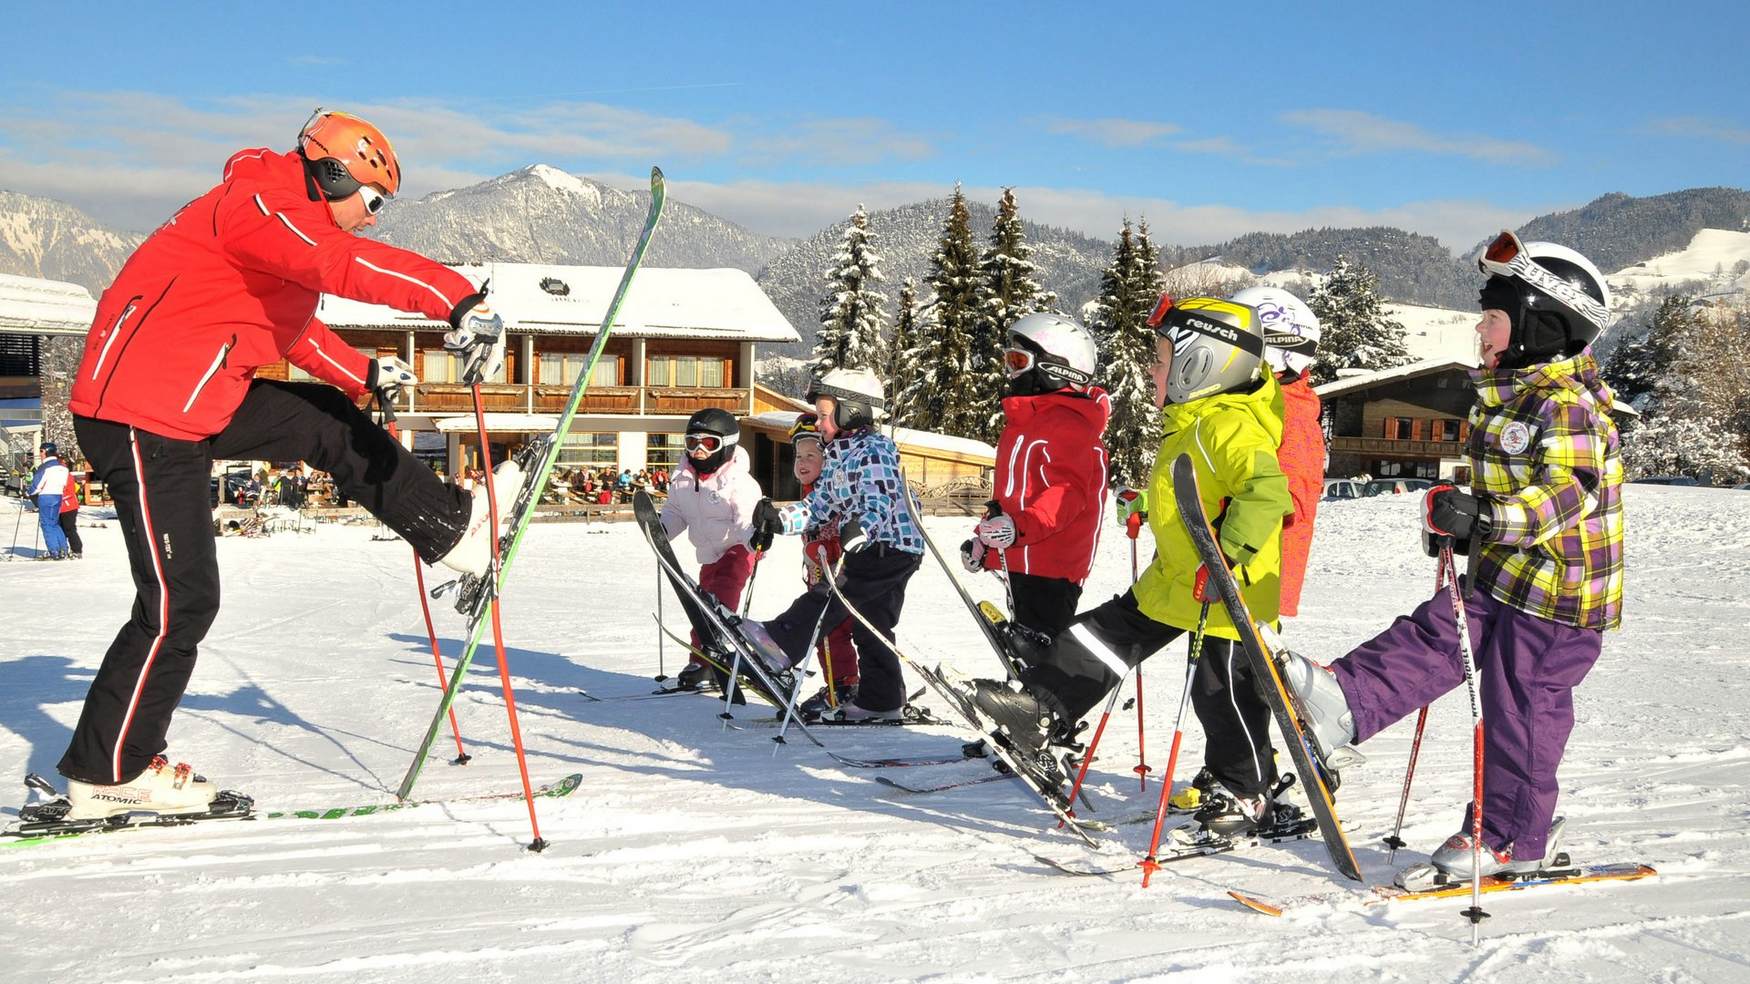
[{"xmin": 2, "ymin": 773, "xmax": 584, "ymax": 849}]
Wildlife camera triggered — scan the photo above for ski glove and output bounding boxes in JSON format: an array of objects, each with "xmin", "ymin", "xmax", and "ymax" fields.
[
  {"xmin": 1114, "ymin": 487, "xmax": 1148, "ymax": 525},
  {"xmin": 444, "ymin": 293, "xmax": 506, "ymax": 385},
  {"xmin": 1423, "ymin": 485, "xmax": 1492, "ymax": 556},
  {"xmin": 367, "ymin": 356, "xmax": 418, "ymax": 402},
  {"xmin": 975, "ymin": 514, "xmax": 1017, "ymax": 549},
  {"xmin": 751, "ymin": 498, "xmax": 786, "ymax": 540},
  {"xmin": 960, "ymin": 537, "xmax": 987, "ymax": 573}
]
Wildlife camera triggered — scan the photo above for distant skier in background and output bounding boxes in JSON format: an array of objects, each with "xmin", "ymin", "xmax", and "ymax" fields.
[
  {"xmin": 58, "ymin": 457, "xmax": 84, "ymax": 559},
  {"xmin": 961, "ymin": 313, "xmax": 1111, "ymax": 641},
  {"xmin": 55, "ymin": 108, "xmax": 519, "ymax": 820},
  {"xmin": 30, "ymin": 442, "xmax": 70, "ymax": 560},
  {"xmin": 1283, "ymin": 234, "xmax": 1624, "ymax": 881}
]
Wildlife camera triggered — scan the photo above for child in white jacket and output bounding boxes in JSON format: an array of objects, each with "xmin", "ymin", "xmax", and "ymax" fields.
[{"xmin": 660, "ymin": 408, "xmax": 766, "ymax": 689}]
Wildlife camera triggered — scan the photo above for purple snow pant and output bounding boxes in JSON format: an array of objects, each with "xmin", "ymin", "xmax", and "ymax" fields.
[{"xmin": 1331, "ymin": 584, "xmax": 1602, "ymax": 860}]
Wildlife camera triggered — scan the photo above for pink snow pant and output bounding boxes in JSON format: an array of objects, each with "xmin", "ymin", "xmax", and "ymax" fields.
[
  {"xmin": 689, "ymin": 544, "xmax": 757, "ymax": 656},
  {"xmin": 1330, "ymin": 584, "xmax": 1602, "ymax": 860}
]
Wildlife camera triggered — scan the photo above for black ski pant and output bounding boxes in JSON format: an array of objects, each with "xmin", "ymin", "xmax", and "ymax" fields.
[
  {"xmin": 1008, "ymin": 571, "xmax": 1082, "ymax": 640},
  {"xmin": 59, "ymin": 380, "xmax": 472, "ymax": 784},
  {"xmin": 58, "ymin": 510, "xmax": 83, "ymax": 556},
  {"xmin": 762, "ymin": 544, "xmax": 922, "ymax": 712},
  {"xmin": 1026, "ymin": 588, "xmax": 1278, "ymax": 797}
]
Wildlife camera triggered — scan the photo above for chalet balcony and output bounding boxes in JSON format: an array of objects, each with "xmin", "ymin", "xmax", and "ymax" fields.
[
  {"xmin": 377, "ymin": 383, "xmax": 747, "ymax": 417},
  {"xmin": 1329, "ymin": 435, "xmax": 1463, "ymax": 458}
]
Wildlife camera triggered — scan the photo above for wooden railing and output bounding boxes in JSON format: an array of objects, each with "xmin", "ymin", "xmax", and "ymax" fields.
[
  {"xmin": 1330, "ymin": 436, "xmax": 1462, "ymax": 457},
  {"xmin": 377, "ymin": 383, "xmax": 746, "ymax": 417}
]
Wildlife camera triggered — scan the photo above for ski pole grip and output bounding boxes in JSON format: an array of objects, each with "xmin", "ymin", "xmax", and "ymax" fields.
[
  {"xmin": 984, "ymin": 499, "xmax": 1002, "ymax": 519},
  {"xmin": 1126, "ymin": 512, "xmax": 1143, "ymax": 538}
]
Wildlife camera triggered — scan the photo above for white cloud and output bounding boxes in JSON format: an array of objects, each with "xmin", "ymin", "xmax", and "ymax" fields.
[
  {"xmin": 1646, "ymin": 116, "xmax": 1750, "ymax": 145},
  {"xmin": 751, "ymin": 117, "xmax": 935, "ymax": 166},
  {"xmin": 1043, "ymin": 117, "xmax": 1181, "ymax": 148},
  {"xmin": 1281, "ymin": 108, "xmax": 1555, "ymax": 165}
]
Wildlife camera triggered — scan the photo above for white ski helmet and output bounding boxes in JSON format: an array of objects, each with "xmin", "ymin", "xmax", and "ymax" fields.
[
  {"xmin": 1004, "ymin": 312, "xmax": 1097, "ymax": 395},
  {"xmin": 1476, "ymin": 231, "xmax": 1612, "ymax": 365},
  {"xmin": 1229, "ymin": 286, "xmax": 1320, "ymax": 377},
  {"xmin": 1149, "ymin": 296, "xmax": 1265, "ymax": 405},
  {"xmin": 806, "ymin": 367, "xmax": 886, "ymax": 431}
]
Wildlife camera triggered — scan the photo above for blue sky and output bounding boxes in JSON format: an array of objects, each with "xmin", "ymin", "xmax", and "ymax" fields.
[{"xmin": 4, "ymin": 1, "xmax": 1747, "ymax": 252}]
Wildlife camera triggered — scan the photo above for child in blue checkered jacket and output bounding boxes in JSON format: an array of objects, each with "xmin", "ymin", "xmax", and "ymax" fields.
[{"xmin": 750, "ymin": 369, "xmax": 925, "ymax": 722}]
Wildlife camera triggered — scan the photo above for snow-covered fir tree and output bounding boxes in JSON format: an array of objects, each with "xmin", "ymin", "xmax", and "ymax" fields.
[
  {"xmin": 909, "ymin": 186, "xmax": 983, "ymax": 439},
  {"xmin": 1615, "ymin": 296, "xmax": 1750, "ymax": 483},
  {"xmin": 1093, "ymin": 220, "xmax": 1162, "ymax": 488},
  {"xmin": 1308, "ymin": 255, "xmax": 1410, "ymax": 385},
  {"xmin": 970, "ymin": 188, "xmax": 1056, "ymax": 441},
  {"xmin": 811, "ymin": 205, "xmax": 888, "ymax": 378},
  {"xmin": 888, "ymin": 277, "xmax": 923, "ymax": 428}
]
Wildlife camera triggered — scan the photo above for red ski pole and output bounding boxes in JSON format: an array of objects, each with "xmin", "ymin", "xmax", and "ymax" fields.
[
  {"xmin": 383, "ymin": 406, "xmax": 468, "ymax": 764},
  {"xmin": 471, "ymin": 386, "xmax": 546, "ymax": 851},
  {"xmin": 1138, "ymin": 600, "xmax": 1211, "ymax": 887},
  {"xmin": 1384, "ymin": 550, "xmax": 1447, "ymax": 862},
  {"xmin": 1127, "ymin": 511, "xmax": 1150, "ymax": 791}
]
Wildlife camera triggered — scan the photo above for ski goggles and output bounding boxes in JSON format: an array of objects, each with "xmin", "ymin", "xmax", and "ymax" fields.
[
  {"xmin": 1003, "ymin": 335, "xmax": 1093, "ymax": 384},
  {"xmin": 1000, "ymin": 346, "xmax": 1036, "ymax": 376},
  {"xmin": 684, "ymin": 432, "xmax": 737, "ymax": 452},
  {"xmin": 1477, "ymin": 230, "xmax": 1608, "ymax": 329},
  {"xmin": 357, "ymin": 185, "xmax": 387, "ymax": 215}
]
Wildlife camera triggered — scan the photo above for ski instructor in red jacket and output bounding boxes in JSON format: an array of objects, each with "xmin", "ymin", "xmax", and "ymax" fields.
[{"xmin": 58, "ymin": 109, "xmax": 519, "ymax": 819}]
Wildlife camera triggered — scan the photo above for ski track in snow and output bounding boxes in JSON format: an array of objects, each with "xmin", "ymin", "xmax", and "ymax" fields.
[{"xmin": 2, "ymin": 487, "xmax": 1748, "ymax": 983}]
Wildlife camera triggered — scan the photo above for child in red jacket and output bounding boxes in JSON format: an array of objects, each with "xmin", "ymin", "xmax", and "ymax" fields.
[
  {"xmin": 961, "ymin": 313, "xmax": 1110, "ymax": 641},
  {"xmin": 788, "ymin": 414, "xmax": 861, "ymax": 718}
]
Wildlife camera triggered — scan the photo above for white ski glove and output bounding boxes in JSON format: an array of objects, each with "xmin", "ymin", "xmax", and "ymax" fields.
[
  {"xmin": 975, "ymin": 514, "xmax": 1017, "ymax": 549},
  {"xmin": 444, "ymin": 294, "xmax": 506, "ymax": 385},
  {"xmin": 368, "ymin": 356, "xmax": 418, "ymax": 402},
  {"xmin": 959, "ymin": 537, "xmax": 987, "ymax": 573}
]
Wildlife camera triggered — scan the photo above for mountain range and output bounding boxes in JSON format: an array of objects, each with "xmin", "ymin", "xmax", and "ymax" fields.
[{"xmin": 5, "ymin": 170, "xmax": 1749, "ymax": 356}]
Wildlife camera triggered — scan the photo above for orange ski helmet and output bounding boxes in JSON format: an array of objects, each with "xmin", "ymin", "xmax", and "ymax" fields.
[{"xmin": 297, "ymin": 108, "xmax": 401, "ymax": 199}]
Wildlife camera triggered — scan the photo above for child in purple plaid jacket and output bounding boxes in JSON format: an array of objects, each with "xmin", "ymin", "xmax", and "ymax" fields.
[{"xmin": 1283, "ymin": 233, "xmax": 1623, "ymax": 880}]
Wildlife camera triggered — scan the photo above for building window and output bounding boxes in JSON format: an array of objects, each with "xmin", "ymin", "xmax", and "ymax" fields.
[
  {"xmin": 423, "ymin": 349, "xmax": 508, "ymax": 384},
  {"xmin": 648, "ymin": 355, "xmax": 726, "ymax": 387},
  {"xmin": 0, "ymin": 333, "xmax": 40, "ymax": 376},
  {"xmin": 646, "ymin": 433, "xmax": 684, "ymax": 470},
  {"xmin": 540, "ymin": 352, "xmax": 619, "ymax": 387},
  {"xmin": 558, "ymin": 431, "xmax": 617, "ymax": 467},
  {"xmin": 1386, "ymin": 417, "xmax": 1414, "ymax": 440},
  {"xmin": 1436, "ymin": 419, "xmax": 1461, "ymax": 442}
]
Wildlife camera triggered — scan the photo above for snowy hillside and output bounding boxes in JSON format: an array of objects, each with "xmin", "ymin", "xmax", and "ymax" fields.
[
  {"xmin": 367, "ymin": 165, "xmax": 792, "ymax": 273},
  {"xmin": 1607, "ymin": 227, "xmax": 1750, "ymax": 305},
  {"xmin": 0, "ymin": 191, "xmax": 139, "ymax": 294},
  {"xmin": 3, "ymin": 487, "xmax": 1747, "ymax": 982}
]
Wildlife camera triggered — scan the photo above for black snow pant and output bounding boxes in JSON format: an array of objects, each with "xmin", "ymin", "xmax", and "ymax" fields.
[
  {"xmin": 59, "ymin": 380, "xmax": 473, "ymax": 784},
  {"xmin": 1008, "ymin": 571, "xmax": 1082, "ymax": 640},
  {"xmin": 58, "ymin": 510, "xmax": 83, "ymax": 556},
  {"xmin": 1026, "ymin": 588, "xmax": 1278, "ymax": 798},
  {"xmin": 762, "ymin": 544, "xmax": 922, "ymax": 712}
]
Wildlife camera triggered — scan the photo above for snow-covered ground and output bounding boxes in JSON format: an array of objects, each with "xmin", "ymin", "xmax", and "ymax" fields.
[{"xmin": 3, "ymin": 488, "xmax": 1749, "ymax": 983}]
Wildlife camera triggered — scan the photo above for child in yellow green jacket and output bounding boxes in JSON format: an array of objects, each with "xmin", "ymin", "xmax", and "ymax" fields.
[{"xmin": 972, "ymin": 297, "xmax": 1294, "ymax": 833}]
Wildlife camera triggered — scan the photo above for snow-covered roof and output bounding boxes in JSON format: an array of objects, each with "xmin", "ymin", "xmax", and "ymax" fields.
[
  {"xmin": 743, "ymin": 410, "xmax": 996, "ymax": 461},
  {"xmin": 317, "ymin": 263, "xmax": 800, "ymax": 343},
  {"xmin": 0, "ymin": 273, "xmax": 97, "ymax": 335},
  {"xmin": 1314, "ymin": 358, "xmax": 1477, "ymax": 399}
]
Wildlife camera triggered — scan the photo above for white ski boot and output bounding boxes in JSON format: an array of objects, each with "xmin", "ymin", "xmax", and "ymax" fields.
[
  {"xmin": 1277, "ymin": 649, "xmax": 1357, "ymax": 759},
  {"xmin": 66, "ymin": 756, "xmax": 219, "ymax": 820},
  {"xmin": 438, "ymin": 460, "xmax": 527, "ymax": 577},
  {"xmin": 1399, "ymin": 817, "xmax": 1567, "ymax": 889}
]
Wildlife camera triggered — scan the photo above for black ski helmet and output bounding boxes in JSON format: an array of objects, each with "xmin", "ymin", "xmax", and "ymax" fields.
[
  {"xmin": 684, "ymin": 407, "xmax": 739, "ymax": 473},
  {"xmin": 1476, "ymin": 232, "xmax": 1612, "ymax": 369},
  {"xmin": 805, "ymin": 368, "xmax": 885, "ymax": 433}
]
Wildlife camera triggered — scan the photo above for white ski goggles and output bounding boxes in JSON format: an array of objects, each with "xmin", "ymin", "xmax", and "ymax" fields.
[{"xmin": 1477, "ymin": 231, "xmax": 1608, "ymax": 330}]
